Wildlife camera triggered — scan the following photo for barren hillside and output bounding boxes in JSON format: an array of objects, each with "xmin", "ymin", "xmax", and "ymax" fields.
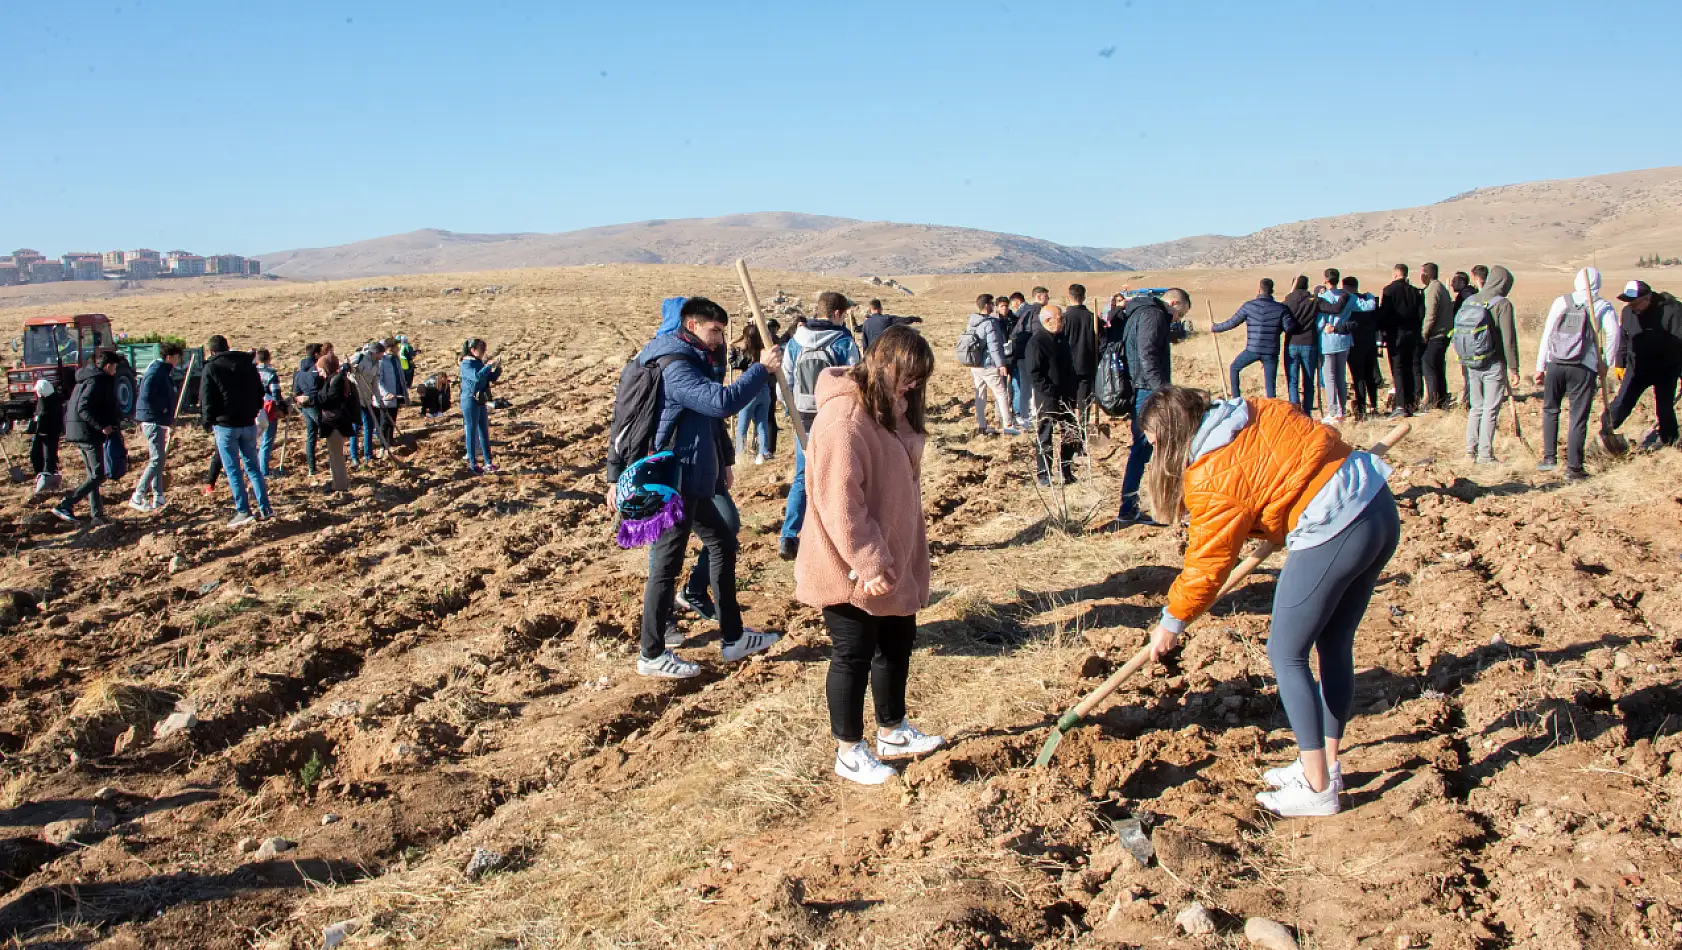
[{"xmin": 0, "ymin": 265, "xmax": 1678, "ymax": 949}]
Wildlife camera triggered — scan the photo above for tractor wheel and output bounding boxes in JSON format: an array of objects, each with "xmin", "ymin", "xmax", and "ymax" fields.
[{"xmin": 114, "ymin": 366, "xmax": 138, "ymax": 419}]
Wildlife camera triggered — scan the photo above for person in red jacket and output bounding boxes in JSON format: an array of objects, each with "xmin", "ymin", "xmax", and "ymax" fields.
[
  {"xmin": 796, "ymin": 326, "xmax": 942, "ymax": 786},
  {"xmin": 1139, "ymin": 387, "xmax": 1400, "ymax": 817}
]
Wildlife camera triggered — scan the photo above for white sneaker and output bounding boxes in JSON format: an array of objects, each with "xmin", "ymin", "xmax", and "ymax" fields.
[
  {"xmin": 1256, "ymin": 775, "xmax": 1341, "ymax": 817},
  {"xmin": 637, "ymin": 650, "xmax": 700, "ymax": 679},
  {"xmin": 1262, "ymin": 758, "xmax": 1342, "ymax": 792},
  {"xmin": 721, "ymin": 629, "xmax": 780, "ymax": 662},
  {"xmin": 227, "ymin": 512, "xmax": 255, "ymax": 527},
  {"xmin": 834, "ymin": 741, "xmax": 896, "ymax": 786},
  {"xmin": 876, "ymin": 721, "xmax": 944, "ymax": 759},
  {"xmin": 152, "ymin": 494, "xmax": 169, "ymax": 510},
  {"xmin": 753, "ymin": 454, "xmax": 766, "ymax": 466},
  {"xmin": 127, "ymin": 497, "xmax": 154, "ymax": 513}
]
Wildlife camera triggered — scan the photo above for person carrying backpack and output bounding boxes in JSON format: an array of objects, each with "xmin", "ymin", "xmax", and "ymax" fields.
[
  {"xmin": 605, "ymin": 297, "xmax": 784, "ymax": 679},
  {"xmin": 779, "ymin": 292, "xmax": 862, "ymax": 561},
  {"xmin": 1534, "ymin": 267, "xmax": 1620, "ymax": 479},
  {"xmin": 960, "ymin": 294, "xmax": 1018, "ymax": 436},
  {"xmin": 1454, "ymin": 264, "xmax": 1520, "ymax": 463}
]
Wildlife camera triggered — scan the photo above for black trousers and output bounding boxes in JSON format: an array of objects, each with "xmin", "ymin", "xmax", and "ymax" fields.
[
  {"xmin": 1035, "ymin": 400, "xmax": 1077, "ymax": 479},
  {"xmin": 823, "ymin": 603, "xmax": 916, "ymax": 743},
  {"xmin": 30, "ymin": 432, "xmax": 59, "ymax": 475},
  {"xmin": 1541, "ymin": 362, "xmax": 1597, "ymax": 473},
  {"xmin": 63, "ymin": 441, "xmax": 106, "ymax": 516},
  {"xmin": 301, "ymin": 408, "xmax": 321, "ymax": 474},
  {"xmin": 1350, "ymin": 345, "xmax": 1382, "ymax": 415},
  {"xmin": 1422, "ymin": 337, "xmax": 1451, "ymax": 410},
  {"xmin": 1387, "ymin": 333, "xmax": 1422, "ymax": 412},
  {"xmin": 1607, "ymin": 365, "xmax": 1680, "ymax": 445},
  {"xmin": 641, "ymin": 491, "xmax": 741, "ymax": 658},
  {"xmin": 686, "ymin": 493, "xmax": 741, "ymax": 601}
]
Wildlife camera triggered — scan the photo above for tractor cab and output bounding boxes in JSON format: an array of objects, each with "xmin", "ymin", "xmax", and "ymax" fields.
[{"xmin": 6, "ymin": 314, "xmax": 137, "ymax": 421}]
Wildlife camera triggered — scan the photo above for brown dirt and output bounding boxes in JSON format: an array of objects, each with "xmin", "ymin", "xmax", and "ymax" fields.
[{"xmin": 0, "ymin": 265, "xmax": 1679, "ymax": 949}]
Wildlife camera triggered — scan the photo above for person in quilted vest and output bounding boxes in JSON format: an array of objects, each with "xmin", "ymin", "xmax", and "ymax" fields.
[
  {"xmin": 796, "ymin": 326, "xmax": 942, "ymax": 787},
  {"xmin": 1138, "ymin": 387, "xmax": 1400, "ymax": 818}
]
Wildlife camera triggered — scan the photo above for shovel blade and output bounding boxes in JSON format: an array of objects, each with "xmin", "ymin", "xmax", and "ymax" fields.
[{"xmin": 1033, "ymin": 726, "xmax": 1065, "ymax": 768}]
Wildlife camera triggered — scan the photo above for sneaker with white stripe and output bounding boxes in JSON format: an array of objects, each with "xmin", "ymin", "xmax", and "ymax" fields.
[
  {"xmin": 721, "ymin": 629, "xmax": 780, "ymax": 663},
  {"xmin": 834, "ymin": 741, "xmax": 896, "ymax": 786},
  {"xmin": 637, "ymin": 650, "xmax": 700, "ymax": 679},
  {"xmin": 876, "ymin": 721, "xmax": 944, "ymax": 759}
]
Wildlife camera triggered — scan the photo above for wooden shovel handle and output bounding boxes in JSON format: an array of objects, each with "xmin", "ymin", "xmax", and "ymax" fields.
[{"xmin": 735, "ymin": 260, "xmax": 807, "ymax": 451}]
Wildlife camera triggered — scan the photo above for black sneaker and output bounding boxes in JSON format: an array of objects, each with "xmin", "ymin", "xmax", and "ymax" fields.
[
  {"xmin": 1117, "ymin": 508, "xmax": 1165, "ymax": 528},
  {"xmin": 675, "ymin": 588, "xmax": 717, "ymax": 622},
  {"xmin": 1564, "ymin": 468, "xmax": 1589, "ymax": 481},
  {"xmin": 49, "ymin": 506, "xmax": 78, "ymax": 524},
  {"xmin": 778, "ymin": 537, "xmax": 799, "ymax": 562}
]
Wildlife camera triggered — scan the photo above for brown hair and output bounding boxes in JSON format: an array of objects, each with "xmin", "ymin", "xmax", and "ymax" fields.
[
  {"xmin": 818, "ymin": 291, "xmax": 851, "ymax": 319},
  {"xmin": 733, "ymin": 322, "xmax": 764, "ymax": 360},
  {"xmin": 848, "ymin": 325, "xmax": 933, "ymax": 435},
  {"xmin": 1139, "ymin": 385, "xmax": 1214, "ymax": 524},
  {"xmin": 317, "ymin": 353, "xmax": 341, "ymax": 375}
]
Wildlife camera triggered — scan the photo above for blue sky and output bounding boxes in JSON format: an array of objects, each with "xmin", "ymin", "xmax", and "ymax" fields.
[{"xmin": 3, "ymin": 0, "xmax": 1677, "ymax": 258}]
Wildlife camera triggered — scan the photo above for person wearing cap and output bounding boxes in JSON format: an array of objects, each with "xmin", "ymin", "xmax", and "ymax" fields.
[
  {"xmin": 28, "ymin": 377, "xmax": 65, "ymax": 495},
  {"xmin": 1606, "ymin": 280, "xmax": 1682, "ymax": 449}
]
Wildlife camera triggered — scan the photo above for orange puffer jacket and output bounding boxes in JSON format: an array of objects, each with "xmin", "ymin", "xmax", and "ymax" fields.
[{"xmin": 1166, "ymin": 399, "xmax": 1351, "ymax": 625}]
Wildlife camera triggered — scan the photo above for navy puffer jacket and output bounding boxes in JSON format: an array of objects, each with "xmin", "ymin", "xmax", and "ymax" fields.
[
  {"xmin": 1213, "ymin": 294, "xmax": 1291, "ymax": 357},
  {"xmin": 638, "ymin": 330, "xmax": 770, "ymax": 497}
]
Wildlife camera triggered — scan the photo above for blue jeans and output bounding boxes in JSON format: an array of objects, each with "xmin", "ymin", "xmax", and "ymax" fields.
[
  {"xmin": 213, "ymin": 424, "xmax": 270, "ymax": 516},
  {"xmin": 1120, "ymin": 388, "xmax": 1154, "ymax": 516},
  {"xmin": 258, "ymin": 415, "xmax": 278, "ymax": 476},
  {"xmin": 132, "ymin": 422, "xmax": 168, "ymax": 500},
  {"xmin": 1286, "ymin": 344, "xmax": 1320, "ymax": 414},
  {"xmin": 359, "ymin": 407, "xmax": 378, "ymax": 458},
  {"xmin": 781, "ymin": 438, "xmax": 808, "ymax": 541},
  {"xmin": 463, "ymin": 402, "xmax": 492, "ymax": 466},
  {"xmin": 1228, "ymin": 349, "xmax": 1278, "ymax": 398},
  {"xmin": 736, "ymin": 387, "xmax": 772, "ymax": 458},
  {"xmin": 1011, "ymin": 366, "xmax": 1028, "ymax": 422}
]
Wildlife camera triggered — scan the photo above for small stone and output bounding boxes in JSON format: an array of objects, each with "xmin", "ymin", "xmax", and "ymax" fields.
[
  {"xmin": 464, "ymin": 847, "xmax": 506, "ymax": 881},
  {"xmin": 325, "ymin": 700, "xmax": 362, "ymax": 719},
  {"xmin": 322, "ymin": 917, "xmax": 364, "ymax": 949},
  {"xmin": 321, "ymin": 813, "xmax": 342, "ymax": 826},
  {"xmin": 253, "ymin": 836, "xmax": 297, "ymax": 861},
  {"xmin": 1175, "ymin": 902, "xmax": 1216, "ymax": 935},
  {"xmin": 41, "ymin": 808, "xmax": 116, "ymax": 846},
  {"xmin": 1489, "ymin": 633, "xmax": 1505, "ymax": 647},
  {"xmin": 1245, "ymin": 917, "xmax": 1299, "ymax": 950},
  {"xmin": 168, "ymin": 555, "xmax": 187, "ymax": 574},
  {"xmin": 1395, "ymin": 935, "xmax": 1417, "ymax": 950},
  {"xmin": 1613, "ymin": 651, "xmax": 1633, "ymax": 671},
  {"xmin": 154, "ymin": 703, "xmax": 198, "ymax": 739},
  {"xmin": 93, "ymin": 786, "xmax": 119, "ymax": 801},
  {"xmin": 236, "ymin": 837, "xmax": 260, "ymax": 854}
]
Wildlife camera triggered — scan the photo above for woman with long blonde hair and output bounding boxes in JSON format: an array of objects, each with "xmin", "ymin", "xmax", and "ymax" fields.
[{"xmin": 1139, "ymin": 386, "xmax": 1399, "ymax": 817}]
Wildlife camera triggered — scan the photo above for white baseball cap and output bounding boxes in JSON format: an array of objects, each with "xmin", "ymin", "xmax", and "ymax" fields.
[{"xmin": 1617, "ymin": 280, "xmax": 1651, "ymax": 302}]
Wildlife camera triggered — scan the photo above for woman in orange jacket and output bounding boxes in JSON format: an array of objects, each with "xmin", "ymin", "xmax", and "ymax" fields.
[{"xmin": 1140, "ymin": 386, "xmax": 1400, "ymax": 817}]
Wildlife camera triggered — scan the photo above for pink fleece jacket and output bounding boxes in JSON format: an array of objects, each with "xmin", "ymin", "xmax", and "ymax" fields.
[{"xmin": 794, "ymin": 368, "xmax": 931, "ymax": 617}]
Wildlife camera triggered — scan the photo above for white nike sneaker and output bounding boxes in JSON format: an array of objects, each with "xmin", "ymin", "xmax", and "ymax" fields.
[
  {"xmin": 721, "ymin": 629, "xmax": 780, "ymax": 663},
  {"xmin": 1256, "ymin": 774, "xmax": 1341, "ymax": 817},
  {"xmin": 637, "ymin": 650, "xmax": 700, "ymax": 679},
  {"xmin": 876, "ymin": 721, "xmax": 944, "ymax": 759},
  {"xmin": 834, "ymin": 741, "xmax": 896, "ymax": 786},
  {"xmin": 1262, "ymin": 758, "xmax": 1342, "ymax": 792}
]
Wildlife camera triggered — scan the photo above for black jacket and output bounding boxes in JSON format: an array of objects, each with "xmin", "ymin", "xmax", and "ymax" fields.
[
  {"xmin": 860, "ymin": 313, "xmax": 921, "ymax": 351},
  {"xmin": 1102, "ymin": 306, "xmax": 1128, "ymax": 346},
  {"xmin": 1123, "ymin": 295, "xmax": 1173, "ymax": 392},
  {"xmin": 200, "ymin": 350, "xmax": 264, "ymax": 430},
  {"xmin": 1024, "ymin": 326, "xmax": 1077, "ymax": 410},
  {"xmin": 65, "ymin": 365, "xmax": 120, "ymax": 445},
  {"xmin": 1062, "ymin": 304, "xmax": 1098, "ymax": 380},
  {"xmin": 1619, "ymin": 291, "xmax": 1682, "ymax": 373},
  {"xmin": 317, "ymin": 370, "xmax": 360, "ymax": 435},
  {"xmin": 1009, "ymin": 303, "xmax": 1043, "ymax": 363},
  {"xmin": 1453, "ymin": 285, "xmax": 1475, "ymax": 314},
  {"xmin": 1283, "ymin": 289, "xmax": 1319, "ymax": 346},
  {"xmin": 33, "ymin": 388, "xmax": 66, "ymax": 439},
  {"xmin": 1378, "ymin": 278, "xmax": 1424, "ymax": 343}
]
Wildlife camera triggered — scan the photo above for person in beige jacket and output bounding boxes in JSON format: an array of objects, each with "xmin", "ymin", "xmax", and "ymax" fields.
[{"xmin": 795, "ymin": 326, "xmax": 943, "ymax": 785}]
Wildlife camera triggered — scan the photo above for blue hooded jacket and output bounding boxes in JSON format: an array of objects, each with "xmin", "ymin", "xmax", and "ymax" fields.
[
  {"xmin": 636, "ymin": 329, "xmax": 769, "ymax": 498},
  {"xmin": 134, "ymin": 358, "xmax": 177, "ymax": 425}
]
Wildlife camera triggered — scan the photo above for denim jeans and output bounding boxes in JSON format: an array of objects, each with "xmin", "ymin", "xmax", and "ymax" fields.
[
  {"xmin": 1228, "ymin": 349, "xmax": 1279, "ymax": 399},
  {"xmin": 258, "ymin": 415, "xmax": 278, "ymax": 476},
  {"xmin": 1286, "ymin": 345, "xmax": 1319, "ymax": 414},
  {"xmin": 132, "ymin": 422, "xmax": 168, "ymax": 500},
  {"xmin": 360, "ymin": 406, "xmax": 378, "ymax": 458},
  {"xmin": 1011, "ymin": 364, "xmax": 1029, "ymax": 423},
  {"xmin": 781, "ymin": 438, "xmax": 808, "ymax": 541},
  {"xmin": 300, "ymin": 408, "xmax": 321, "ymax": 474},
  {"xmin": 463, "ymin": 402, "xmax": 492, "ymax": 466},
  {"xmin": 736, "ymin": 386, "xmax": 772, "ymax": 458},
  {"xmin": 1120, "ymin": 387, "xmax": 1154, "ymax": 516},
  {"xmin": 213, "ymin": 424, "xmax": 270, "ymax": 516}
]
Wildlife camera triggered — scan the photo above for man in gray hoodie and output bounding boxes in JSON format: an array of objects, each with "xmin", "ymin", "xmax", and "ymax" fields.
[{"xmin": 1455, "ymin": 265, "xmax": 1520, "ymax": 463}]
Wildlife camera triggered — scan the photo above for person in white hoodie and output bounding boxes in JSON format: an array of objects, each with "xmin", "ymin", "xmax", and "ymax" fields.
[
  {"xmin": 966, "ymin": 294, "xmax": 1020, "ymax": 435},
  {"xmin": 1532, "ymin": 267, "xmax": 1621, "ymax": 479}
]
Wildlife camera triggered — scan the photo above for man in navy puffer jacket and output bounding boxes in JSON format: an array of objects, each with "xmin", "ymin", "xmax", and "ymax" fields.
[
  {"xmin": 1212, "ymin": 278, "xmax": 1291, "ymax": 398},
  {"xmin": 129, "ymin": 343, "xmax": 184, "ymax": 511}
]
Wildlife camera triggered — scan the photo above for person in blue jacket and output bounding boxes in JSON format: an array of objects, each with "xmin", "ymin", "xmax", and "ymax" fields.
[
  {"xmin": 129, "ymin": 343, "xmax": 184, "ymax": 512},
  {"xmin": 459, "ymin": 339, "xmax": 502, "ymax": 473},
  {"xmin": 629, "ymin": 297, "xmax": 785, "ymax": 680},
  {"xmin": 1212, "ymin": 278, "xmax": 1291, "ymax": 398}
]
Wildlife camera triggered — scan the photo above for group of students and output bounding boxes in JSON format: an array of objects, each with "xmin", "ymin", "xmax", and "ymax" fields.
[
  {"xmin": 28, "ymin": 331, "xmax": 506, "ymax": 527},
  {"xmin": 607, "ymin": 289, "xmax": 1414, "ymax": 814}
]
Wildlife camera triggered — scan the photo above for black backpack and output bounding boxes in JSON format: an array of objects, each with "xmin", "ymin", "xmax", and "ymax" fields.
[
  {"xmin": 606, "ymin": 354, "xmax": 684, "ymax": 482},
  {"xmin": 1094, "ymin": 339, "xmax": 1135, "ymax": 417}
]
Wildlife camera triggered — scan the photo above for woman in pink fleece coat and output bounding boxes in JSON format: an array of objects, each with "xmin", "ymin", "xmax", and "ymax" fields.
[{"xmin": 796, "ymin": 326, "xmax": 943, "ymax": 786}]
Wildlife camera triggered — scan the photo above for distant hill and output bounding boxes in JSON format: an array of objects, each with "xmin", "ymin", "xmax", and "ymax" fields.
[
  {"xmin": 1103, "ymin": 166, "xmax": 1682, "ymax": 270},
  {"xmin": 256, "ymin": 213, "xmax": 1130, "ymax": 280}
]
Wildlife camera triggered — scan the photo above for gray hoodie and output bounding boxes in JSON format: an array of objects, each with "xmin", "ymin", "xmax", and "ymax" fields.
[
  {"xmin": 1466, "ymin": 265, "xmax": 1520, "ymax": 369},
  {"xmin": 966, "ymin": 312, "xmax": 1008, "ymax": 369}
]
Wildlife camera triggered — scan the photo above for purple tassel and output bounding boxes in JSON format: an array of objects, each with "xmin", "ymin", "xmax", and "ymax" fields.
[{"xmin": 616, "ymin": 495, "xmax": 686, "ymax": 548}]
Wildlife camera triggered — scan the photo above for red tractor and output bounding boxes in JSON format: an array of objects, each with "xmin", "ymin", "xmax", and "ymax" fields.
[{"xmin": 5, "ymin": 314, "xmax": 138, "ymax": 423}]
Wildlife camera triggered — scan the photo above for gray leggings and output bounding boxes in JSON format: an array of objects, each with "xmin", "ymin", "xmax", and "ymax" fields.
[{"xmin": 1267, "ymin": 487, "xmax": 1400, "ymax": 751}]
